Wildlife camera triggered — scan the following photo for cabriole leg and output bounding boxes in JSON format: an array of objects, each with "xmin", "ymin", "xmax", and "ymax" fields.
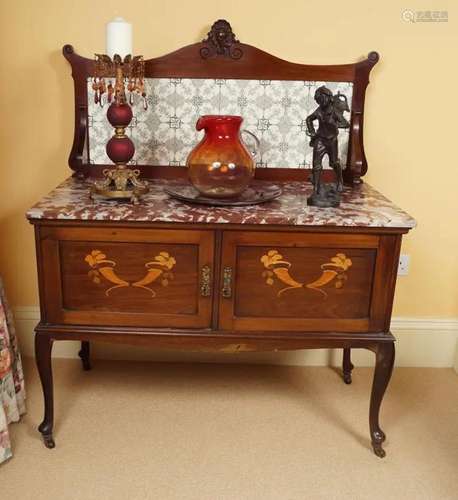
[
  {"xmin": 78, "ymin": 341, "xmax": 91, "ymax": 371},
  {"xmin": 35, "ymin": 332, "xmax": 55, "ymax": 449},
  {"xmin": 342, "ymin": 347, "xmax": 354, "ymax": 384},
  {"xmin": 369, "ymin": 341, "xmax": 395, "ymax": 458}
]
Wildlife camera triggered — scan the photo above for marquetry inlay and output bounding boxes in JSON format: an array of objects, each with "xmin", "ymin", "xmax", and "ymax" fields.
[
  {"xmin": 85, "ymin": 250, "xmax": 176, "ymax": 296},
  {"xmin": 261, "ymin": 250, "xmax": 352, "ymax": 298}
]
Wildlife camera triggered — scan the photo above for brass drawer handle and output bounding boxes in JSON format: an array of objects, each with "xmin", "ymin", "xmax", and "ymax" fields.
[
  {"xmin": 200, "ymin": 265, "xmax": 212, "ymax": 297},
  {"xmin": 221, "ymin": 266, "xmax": 233, "ymax": 298}
]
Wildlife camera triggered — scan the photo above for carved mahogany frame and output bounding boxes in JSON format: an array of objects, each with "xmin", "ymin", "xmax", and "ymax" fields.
[{"xmin": 63, "ymin": 19, "xmax": 379, "ymax": 185}]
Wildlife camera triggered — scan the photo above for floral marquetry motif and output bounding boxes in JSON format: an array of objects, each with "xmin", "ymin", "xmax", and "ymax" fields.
[
  {"xmin": 85, "ymin": 249, "xmax": 176, "ymax": 296},
  {"xmin": 261, "ymin": 250, "xmax": 352, "ymax": 298}
]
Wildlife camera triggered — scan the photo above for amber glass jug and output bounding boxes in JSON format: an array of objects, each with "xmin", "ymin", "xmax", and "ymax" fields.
[{"xmin": 187, "ymin": 115, "xmax": 259, "ymax": 198}]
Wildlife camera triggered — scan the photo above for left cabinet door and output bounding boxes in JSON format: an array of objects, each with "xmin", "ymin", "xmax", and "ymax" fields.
[{"xmin": 38, "ymin": 226, "xmax": 214, "ymax": 329}]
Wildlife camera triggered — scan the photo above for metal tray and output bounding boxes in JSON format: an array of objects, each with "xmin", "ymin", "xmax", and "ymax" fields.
[{"xmin": 164, "ymin": 182, "xmax": 282, "ymax": 207}]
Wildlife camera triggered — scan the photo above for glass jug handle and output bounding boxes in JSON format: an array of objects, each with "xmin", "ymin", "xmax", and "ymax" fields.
[{"xmin": 241, "ymin": 129, "xmax": 260, "ymax": 158}]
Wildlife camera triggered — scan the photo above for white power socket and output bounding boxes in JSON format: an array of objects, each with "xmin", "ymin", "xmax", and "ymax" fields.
[{"xmin": 398, "ymin": 254, "xmax": 410, "ymax": 276}]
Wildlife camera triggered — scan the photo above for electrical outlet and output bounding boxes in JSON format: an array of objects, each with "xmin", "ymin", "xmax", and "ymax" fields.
[{"xmin": 398, "ymin": 254, "xmax": 410, "ymax": 276}]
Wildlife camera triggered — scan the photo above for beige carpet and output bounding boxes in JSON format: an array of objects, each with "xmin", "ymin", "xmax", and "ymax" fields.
[{"xmin": 3, "ymin": 357, "xmax": 458, "ymax": 500}]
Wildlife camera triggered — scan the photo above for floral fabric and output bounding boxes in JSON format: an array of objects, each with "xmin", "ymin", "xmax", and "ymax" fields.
[{"xmin": 0, "ymin": 277, "xmax": 26, "ymax": 464}]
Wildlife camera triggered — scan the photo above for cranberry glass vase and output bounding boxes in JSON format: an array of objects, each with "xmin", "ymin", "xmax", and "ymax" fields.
[{"xmin": 187, "ymin": 115, "xmax": 258, "ymax": 198}]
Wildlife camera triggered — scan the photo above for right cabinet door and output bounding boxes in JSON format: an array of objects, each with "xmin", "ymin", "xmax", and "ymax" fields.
[{"xmin": 219, "ymin": 231, "xmax": 399, "ymax": 333}]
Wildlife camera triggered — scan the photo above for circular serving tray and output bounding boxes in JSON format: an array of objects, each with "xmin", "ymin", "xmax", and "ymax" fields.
[{"xmin": 164, "ymin": 182, "xmax": 282, "ymax": 207}]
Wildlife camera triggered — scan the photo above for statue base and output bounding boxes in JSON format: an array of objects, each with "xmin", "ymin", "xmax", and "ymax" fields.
[{"xmin": 307, "ymin": 183, "xmax": 341, "ymax": 208}]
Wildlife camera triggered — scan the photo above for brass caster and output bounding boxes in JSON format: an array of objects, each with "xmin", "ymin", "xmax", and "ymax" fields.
[
  {"xmin": 42, "ymin": 433, "xmax": 56, "ymax": 449},
  {"xmin": 372, "ymin": 442, "xmax": 386, "ymax": 458},
  {"xmin": 371, "ymin": 430, "xmax": 386, "ymax": 458}
]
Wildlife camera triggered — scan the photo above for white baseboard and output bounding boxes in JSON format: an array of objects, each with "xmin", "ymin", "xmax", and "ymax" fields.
[{"xmin": 12, "ymin": 307, "xmax": 458, "ymax": 369}]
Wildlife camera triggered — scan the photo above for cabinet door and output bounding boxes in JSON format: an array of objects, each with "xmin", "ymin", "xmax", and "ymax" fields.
[
  {"xmin": 39, "ymin": 227, "xmax": 214, "ymax": 329},
  {"xmin": 219, "ymin": 231, "xmax": 394, "ymax": 333}
]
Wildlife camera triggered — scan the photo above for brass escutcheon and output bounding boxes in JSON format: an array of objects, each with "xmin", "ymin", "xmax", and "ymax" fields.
[{"xmin": 200, "ymin": 265, "xmax": 212, "ymax": 297}]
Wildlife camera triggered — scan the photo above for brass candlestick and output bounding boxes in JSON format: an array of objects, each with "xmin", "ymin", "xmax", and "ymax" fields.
[{"xmin": 89, "ymin": 53, "xmax": 149, "ymax": 204}]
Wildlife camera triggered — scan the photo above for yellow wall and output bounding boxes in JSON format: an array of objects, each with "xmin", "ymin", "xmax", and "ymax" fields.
[{"xmin": 0, "ymin": 0, "xmax": 456, "ymax": 318}]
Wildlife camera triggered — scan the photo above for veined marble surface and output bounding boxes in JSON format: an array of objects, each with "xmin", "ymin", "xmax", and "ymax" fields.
[{"xmin": 26, "ymin": 177, "xmax": 416, "ymax": 229}]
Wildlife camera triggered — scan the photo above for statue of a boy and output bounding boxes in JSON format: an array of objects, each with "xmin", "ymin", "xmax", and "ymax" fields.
[{"xmin": 305, "ymin": 86, "xmax": 350, "ymax": 207}]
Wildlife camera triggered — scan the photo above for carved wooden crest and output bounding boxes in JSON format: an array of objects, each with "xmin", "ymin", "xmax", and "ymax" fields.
[{"xmin": 200, "ymin": 19, "xmax": 243, "ymax": 60}]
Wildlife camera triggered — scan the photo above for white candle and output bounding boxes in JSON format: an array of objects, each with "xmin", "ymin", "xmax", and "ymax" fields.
[{"xmin": 106, "ymin": 17, "xmax": 132, "ymax": 58}]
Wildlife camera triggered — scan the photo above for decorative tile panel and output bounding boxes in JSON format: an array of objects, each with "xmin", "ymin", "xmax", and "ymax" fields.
[{"xmin": 87, "ymin": 78, "xmax": 353, "ymax": 169}]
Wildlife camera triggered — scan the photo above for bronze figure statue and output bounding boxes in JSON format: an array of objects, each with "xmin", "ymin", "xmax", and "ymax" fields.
[{"xmin": 306, "ymin": 86, "xmax": 350, "ymax": 207}]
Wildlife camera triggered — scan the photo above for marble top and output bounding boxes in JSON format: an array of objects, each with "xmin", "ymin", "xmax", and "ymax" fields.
[{"xmin": 26, "ymin": 177, "xmax": 416, "ymax": 229}]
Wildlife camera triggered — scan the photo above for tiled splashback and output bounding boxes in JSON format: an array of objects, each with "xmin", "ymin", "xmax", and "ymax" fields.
[{"xmin": 87, "ymin": 78, "xmax": 353, "ymax": 169}]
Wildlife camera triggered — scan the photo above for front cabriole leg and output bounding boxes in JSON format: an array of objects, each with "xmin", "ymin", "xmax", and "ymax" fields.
[
  {"xmin": 35, "ymin": 331, "xmax": 55, "ymax": 448},
  {"xmin": 369, "ymin": 341, "xmax": 395, "ymax": 458}
]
